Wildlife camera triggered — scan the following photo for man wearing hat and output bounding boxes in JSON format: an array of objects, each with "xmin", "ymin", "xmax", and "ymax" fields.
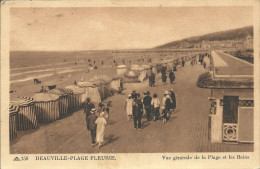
[
  {"xmin": 83, "ymin": 98, "xmax": 95, "ymax": 124},
  {"xmin": 87, "ymin": 108, "xmax": 98, "ymax": 147},
  {"xmin": 143, "ymin": 91, "xmax": 152, "ymax": 122},
  {"xmin": 170, "ymin": 89, "xmax": 176, "ymax": 112},
  {"xmin": 133, "ymin": 93, "xmax": 143, "ymax": 130},
  {"xmin": 131, "ymin": 90, "xmax": 137, "ymax": 100},
  {"xmin": 161, "ymin": 90, "xmax": 172, "ymax": 123},
  {"xmin": 169, "ymin": 70, "xmax": 175, "ymax": 84}
]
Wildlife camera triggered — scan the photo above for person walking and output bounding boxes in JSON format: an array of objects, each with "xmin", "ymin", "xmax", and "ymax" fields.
[
  {"xmin": 125, "ymin": 94, "xmax": 134, "ymax": 121},
  {"xmin": 83, "ymin": 98, "xmax": 95, "ymax": 126},
  {"xmin": 161, "ymin": 73, "xmax": 167, "ymax": 84},
  {"xmin": 95, "ymin": 111, "xmax": 107, "ymax": 149},
  {"xmin": 87, "ymin": 108, "xmax": 98, "ymax": 147},
  {"xmin": 133, "ymin": 94, "xmax": 143, "ymax": 130},
  {"xmin": 161, "ymin": 91, "xmax": 172, "ymax": 123},
  {"xmin": 169, "ymin": 70, "xmax": 175, "ymax": 84},
  {"xmin": 169, "ymin": 89, "xmax": 176, "ymax": 113},
  {"xmin": 203, "ymin": 61, "xmax": 206, "ymax": 69},
  {"xmin": 182, "ymin": 58, "xmax": 185, "ymax": 67},
  {"xmin": 131, "ymin": 90, "xmax": 137, "ymax": 100},
  {"xmin": 151, "ymin": 93, "xmax": 160, "ymax": 121},
  {"xmin": 143, "ymin": 91, "xmax": 152, "ymax": 122},
  {"xmin": 149, "ymin": 72, "xmax": 155, "ymax": 87}
]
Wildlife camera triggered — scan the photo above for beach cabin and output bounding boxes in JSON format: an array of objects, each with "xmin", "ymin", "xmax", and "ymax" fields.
[
  {"xmin": 110, "ymin": 76, "xmax": 122, "ymax": 92},
  {"xmin": 77, "ymin": 81, "xmax": 101, "ymax": 103},
  {"xmin": 65, "ymin": 85, "xmax": 85, "ymax": 111},
  {"xmin": 137, "ymin": 67, "xmax": 147, "ymax": 82},
  {"xmin": 90, "ymin": 77, "xmax": 112, "ymax": 101},
  {"xmin": 197, "ymin": 51, "xmax": 254, "ymax": 144},
  {"xmin": 9, "ymin": 104, "xmax": 19, "ymax": 141},
  {"xmin": 33, "ymin": 93, "xmax": 60, "ymax": 123},
  {"xmin": 117, "ymin": 65, "xmax": 127, "ymax": 76},
  {"xmin": 122, "ymin": 70, "xmax": 139, "ymax": 83},
  {"xmin": 48, "ymin": 89, "xmax": 69, "ymax": 118},
  {"xmin": 10, "ymin": 97, "xmax": 38, "ymax": 130},
  {"xmin": 130, "ymin": 64, "xmax": 140, "ymax": 71}
]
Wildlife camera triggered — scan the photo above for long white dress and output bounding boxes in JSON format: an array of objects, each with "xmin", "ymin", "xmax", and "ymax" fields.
[
  {"xmin": 95, "ymin": 117, "xmax": 107, "ymax": 143},
  {"xmin": 126, "ymin": 98, "xmax": 133, "ymax": 116}
]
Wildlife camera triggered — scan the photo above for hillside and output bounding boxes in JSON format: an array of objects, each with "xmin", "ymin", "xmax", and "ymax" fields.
[{"xmin": 155, "ymin": 26, "xmax": 253, "ymax": 49}]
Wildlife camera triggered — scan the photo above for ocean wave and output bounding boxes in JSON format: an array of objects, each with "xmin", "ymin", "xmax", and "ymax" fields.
[
  {"xmin": 10, "ymin": 69, "xmax": 86, "ymax": 84},
  {"xmin": 10, "ymin": 73, "xmax": 54, "ymax": 84},
  {"xmin": 11, "ymin": 67, "xmax": 65, "ymax": 77},
  {"xmin": 10, "ymin": 62, "xmax": 70, "ymax": 71}
]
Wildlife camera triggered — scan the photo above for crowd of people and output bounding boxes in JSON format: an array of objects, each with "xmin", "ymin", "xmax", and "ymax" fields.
[
  {"xmin": 82, "ymin": 52, "xmax": 209, "ymax": 149},
  {"xmin": 125, "ymin": 89, "xmax": 176, "ymax": 130}
]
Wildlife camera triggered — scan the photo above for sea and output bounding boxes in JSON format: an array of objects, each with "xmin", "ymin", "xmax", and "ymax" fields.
[{"xmin": 10, "ymin": 50, "xmax": 116, "ymax": 84}]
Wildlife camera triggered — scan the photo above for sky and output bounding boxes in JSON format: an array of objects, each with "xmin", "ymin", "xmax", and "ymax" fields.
[{"xmin": 10, "ymin": 7, "xmax": 253, "ymax": 51}]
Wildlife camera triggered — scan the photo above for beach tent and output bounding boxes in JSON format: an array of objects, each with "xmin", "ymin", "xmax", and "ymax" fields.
[
  {"xmin": 90, "ymin": 76, "xmax": 112, "ymax": 101},
  {"xmin": 77, "ymin": 81, "xmax": 101, "ymax": 103},
  {"xmin": 117, "ymin": 65, "xmax": 127, "ymax": 76},
  {"xmin": 122, "ymin": 70, "xmax": 139, "ymax": 83},
  {"xmin": 33, "ymin": 93, "xmax": 60, "ymax": 123},
  {"xmin": 141, "ymin": 64, "xmax": 151, "ymax": 70},
  {"xmin": 130, "ymin": 64, "xmax": 140, "ymax": 71},
  {"xmin": 65, "ymin": 85, "xmax": 85, "ymax": 111},
  {"xmin": 10, "ymin": 97, "xmax": 38, "ymax": 130},
  {"xmin": 141, "ymin": 64, "xmax": 152, "ymax": 76},
  {"xmin": 9, "ymin": 104, "xmax": 19, "ymax": 141},
  {"xmin": 59, "ymin": 88, "xmax": 74, "ymax": 112},
  {"xmin": 150, "ymin": 65, "xmax": 157, "ymax": 74},
  {"xmin": 137, "ymin": 67, "xmax": 147, "ymax": 82},
  {"xmin": 110, "ymin": 76, "xmax": 122, "ymax": 91},
  {"xmin": 125, "ymin": 70, "xmax": 137, "ymax": 78},
  {"xmin": 48, "ymin": 89, "xmax": 69, "ymax": 118}
]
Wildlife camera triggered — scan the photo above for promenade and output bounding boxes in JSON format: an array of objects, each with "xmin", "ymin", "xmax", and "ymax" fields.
[{"xmin": 10, "ymin": 59, "xmax": 253, "ymax": 153}]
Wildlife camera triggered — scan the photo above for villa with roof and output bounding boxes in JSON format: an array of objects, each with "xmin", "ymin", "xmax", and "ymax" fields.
[{"xmin": 197, "ymin": 51, "xmax": 254, "ymax": 144}]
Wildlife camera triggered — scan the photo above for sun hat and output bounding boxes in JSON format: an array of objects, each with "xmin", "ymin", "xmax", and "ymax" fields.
[
  {"xmin": 164, "ymin": 90, "xmax": 169, "ymax": 95},
  {"xmin": 100, "ymin": 111, "xmax": 105, "ymax": 117}
]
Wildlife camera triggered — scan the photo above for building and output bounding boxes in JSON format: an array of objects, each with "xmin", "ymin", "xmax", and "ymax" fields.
[
  {"xmin": 197, "ymin": 51, "xmax": 254, "ymax": 144},
  {"xmin": 245, "ymin": 35, "xmax": 253, "ymax": 49}
]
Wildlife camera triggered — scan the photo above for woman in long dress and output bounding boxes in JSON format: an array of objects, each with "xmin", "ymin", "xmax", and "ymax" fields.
[
  {"xmin": 95, "ymin": 112, "xmax": 107, "ymax": 148},
  {"xmin": 125, "ymin": 94, "xmax": 134, "ymax": 121}
]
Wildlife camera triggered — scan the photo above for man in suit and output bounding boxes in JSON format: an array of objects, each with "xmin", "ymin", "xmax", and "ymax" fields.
[
  {"xmin": 87, "ymin": 108, "xmax": 98, "ymax": 147},
  {"xmin": 131, "ymin": 90, "xmax": 137, "ymax": 100},
  {"xmin": 133, "ymin": 93, "xmax": 143, "ymax": 130},
  {"xmin": 143, "ymin": 91, "xmax": 152, "ymax": 122},
  {"xmin": 83, "ymin": 98, "xmax": 95, "ymax": 123}
]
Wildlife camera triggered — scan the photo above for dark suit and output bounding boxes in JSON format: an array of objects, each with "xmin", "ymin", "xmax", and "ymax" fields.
[
  {"xmin": 133, "ymin": 99, "xmax": 143, "ymax": 128},
  {"xmin": 87, "ymin": 113, "xmax": 97, "ymax": 144},
  {"xmin": 143, "ymin": 95, "xmax": 152, "ymax": 121},
  {"xmin": 83, "ymin": 102, "xmax": 95, "ymax": 121}
]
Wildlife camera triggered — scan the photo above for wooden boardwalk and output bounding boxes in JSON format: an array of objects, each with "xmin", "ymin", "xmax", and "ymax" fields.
[{"xmin": 10, "ymin": 59, "xmax": 253, "ymax": 153}]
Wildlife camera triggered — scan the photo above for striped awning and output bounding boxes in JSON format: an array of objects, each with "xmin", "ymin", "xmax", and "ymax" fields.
[
  {"xmin": 10, "ymin": 97, "xmax": 34, "ymax": 107},
  {"xmin": 58, "ymin": 88, "xmax": 73, "ymax": 94},
  {"xmin": 65, "ymin": 85, "xmax": 85, "ymax": 94},
  {"xmin": 17, "ymin": 97, "xmax": 35, "ymax": 104},
  {"xmin": 9, "ymin": 104, "xmax": 19, "ymax": 114}
]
